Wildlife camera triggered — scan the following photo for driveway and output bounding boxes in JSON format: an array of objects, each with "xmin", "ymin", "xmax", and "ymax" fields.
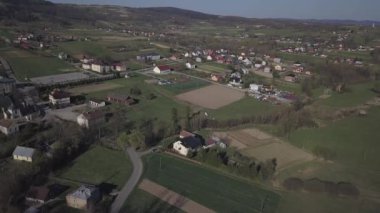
[{"xmin": 110, "ymin": 148, "xmax": 144, "ymax": 213}]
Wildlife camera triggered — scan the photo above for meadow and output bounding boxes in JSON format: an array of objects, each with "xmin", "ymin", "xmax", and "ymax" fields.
[
  {"xmin": 138, "ymin": 154, "xmax": 280, "ymax": 213},
  {"xmin": 58, "ymin": 146, "xmax": 132, "ymax": 189}
]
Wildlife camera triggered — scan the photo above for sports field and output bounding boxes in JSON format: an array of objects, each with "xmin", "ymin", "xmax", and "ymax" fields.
[{"xmin": 140, "ymin": 154, "xmax": 280, "ymax": 213}]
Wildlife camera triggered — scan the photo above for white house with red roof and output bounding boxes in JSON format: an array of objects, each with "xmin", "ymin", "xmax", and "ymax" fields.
[{"xmin": 153, "ymin": 65, "xmax": 171, "ymax": 74}]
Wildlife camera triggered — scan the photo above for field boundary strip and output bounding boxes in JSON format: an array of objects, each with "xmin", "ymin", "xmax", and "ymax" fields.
[{"xmin": 139, "ymin": 179, "xmax": 215, "ymax": 213}]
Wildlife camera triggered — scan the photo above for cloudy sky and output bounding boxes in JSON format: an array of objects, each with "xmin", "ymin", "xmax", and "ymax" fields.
[{"xmin": 51, "ymin": 0, "xmax": 380, "ymax": 21}]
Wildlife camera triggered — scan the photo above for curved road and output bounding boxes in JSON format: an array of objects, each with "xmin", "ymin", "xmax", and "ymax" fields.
[{"xmin": 111, "ymin": 148, "xmax": 143, "ymax": 213}]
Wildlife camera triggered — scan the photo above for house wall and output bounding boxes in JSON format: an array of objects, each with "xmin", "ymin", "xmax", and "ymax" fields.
[
  {"xmin": 173, "ymin": 141, "xmax": 189, "ymax": 156},
  {"xmin": 82, "ymin": 64, "xmax": 91, "ymax": 70},
  {"xmin": 13, "ymin": 155, "xmax": 32, "ymax": 162},
  {"xmin": 66, "ymin": 195, "xmax": 88, "ymax": 209},
  {"xmin": 49, "ymin": 96, "xmax": 70, "ymax": 106},
  {"xmin": 89, "ymin": 101, "xmax": 106, "ymax": 108}
]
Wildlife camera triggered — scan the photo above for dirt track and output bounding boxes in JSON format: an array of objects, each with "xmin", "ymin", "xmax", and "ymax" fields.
[
  {"xmin": 139, "ymin": 179, "xmax": 215, "ymax": 213},
  {"xmin": 176, "ymin": 84, "xmax": 244, "ymax": 109}
]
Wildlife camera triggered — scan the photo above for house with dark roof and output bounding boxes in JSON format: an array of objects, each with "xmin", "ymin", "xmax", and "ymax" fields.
[
  {"xmin": 0, "ymin": 77, "xmax": 16, "ymax": 94},
  {"xmin": 77, "ymin": 110, "xmax": 105, "ymax": 129},
  {"xmin": 107, "ymin": 93, "xmax": 136, "ymax": 106},
  {"xmin": 0, "ymin": 119, "xmax": 19, "ymax": 135},
  {"xmin": 173, "ymin": 130, "xmax": 204, "ymax": 156},
  {"xmin": 66, "ymin": 185, "xmax": 101, "ymax": 210},
  {"xmin": 13, "ymin": 146, "xmax": 35, "ymax": 162},
  {"xmin": 136, "ymin": 52, "xmax": 160, "ymax": 61},
  {"xmin": 49, "ymin": 89, "xmax": 70, "ymax": 107},
  {"xmin": 25, "ymin": 186, "xmax": 50, "ymax": 204}
]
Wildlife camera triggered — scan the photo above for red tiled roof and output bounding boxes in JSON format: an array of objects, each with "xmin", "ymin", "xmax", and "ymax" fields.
[
  {"xmin": 180, "ymin": 130, "xmax": 194, "ymax": 138},
  {"xmin": 157, "ymin": 65, "xmax": 171, "ymax": 71},
  {"xmin": 82, "ymin": 110, "xmax": 104, "ymax": 120},
  {"xmin": 50, "ymin": 89, "xmax": 70, "ymax": 99}
]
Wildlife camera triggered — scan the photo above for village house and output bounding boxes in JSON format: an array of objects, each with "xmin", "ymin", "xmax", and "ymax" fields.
[
  {"xmin": 13, "ymin": 146, "xmax": 35, "ymax": 162},
  {"xmin": 77, "ymin": 110, "xmax": 105, "ymax": 129},
  {"xmin": 112, "ymin": 63, "xmax": 127, "ymax": 72},
  {"xmin": 82, "ymin": 63, "xmax": 91, "ymax": 70},
  {"xmin": 66, "ymin": 185, "xmax": 101, "ymax": 210},
  {"xmin": 153, "ymin": 65, "xmax": 171, "ymax": 74},
  {"xmin": 0, "ymin": 119, "xmax": 19, "ymax": 135},
  {"xmin": 185, "ymin": 62, "xmax": 196, "ymax": 69},
  {"xmin": 273, "ymin": 58, "xmax": 282, "ymax": 63},
  {"xmin": 264, "ymin": 67, "xmax": 272, "ymax": 73},
  {"xmin": 173, "ymin": 130, "xmax": 204, "ymax": 156},
  {"xmin": 0, "ymin": 77, "xmax": 16, "ymax": 94},
  {"xmin": 210, "ymin": 73, "xmax": 225, "ymax": 82},
  {"xmin": 91, "ymin": 62, "xmax": 111, "ymax": 74},
  {"xmin": 136, "ymin": 52, "xmax": 160, "ymax": 61},
  {"xmin": 107, "ymin": 93, "xmax": 136, "ymax": 106},
  {"xmin": 274, "ymin": 65, "xmax": 283, "ymax": 71},
  {"xmin": 88, "ymin": 99, "xmax": 106, "ymax": 108},
  {"xmin": 284, "ymin": 74, "xmax": 297, "ymax": 82},
  {"xmin": 25, "ymin": 186, "xmax": 50, "ymax": 204},
  {"xmin": 49, "ymin": 89, "xmax": 70, "ymax": 107}
]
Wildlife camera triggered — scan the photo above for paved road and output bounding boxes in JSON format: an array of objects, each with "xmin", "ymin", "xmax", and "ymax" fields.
[{"xmin": 111, "ymin": 148, "xmax": 143, "ymax": 213}]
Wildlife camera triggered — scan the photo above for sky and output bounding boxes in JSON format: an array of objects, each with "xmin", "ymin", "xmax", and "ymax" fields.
[{"xmin": 51, "ymin": 0, "xmax": 380, "ymax": 21}]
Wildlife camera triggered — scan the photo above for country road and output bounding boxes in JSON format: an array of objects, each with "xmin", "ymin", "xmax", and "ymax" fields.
[{"xmin": 111, "ymin": 148, "xmax": 143, "ymax": 213}]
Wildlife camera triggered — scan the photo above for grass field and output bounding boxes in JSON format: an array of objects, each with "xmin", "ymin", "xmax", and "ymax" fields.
[
  {"xmin": 139, "ymin": 154, "xmax": 280, "ymax": 213},
  {"xmin": 1, "ymin": 49, "xmax": 77, "ymax": 79},
  {"xmin": 197, "ymin": 63, "xmax": 229, "ymax": 73},
  {"xmin": 162, "ymin": 78, "xmax": 210, "ymax": 94},
  {"xmin": 317, "ymin": 82, "xmax": 377, "ymax": 108},
  {"xmin": 210, "ymin": 97, "xmax": 281, "ymax": 120},
  {"xmin": 86, "ymin": 74, "xmax": 187, "ymax": 123},
  {"xmin": 288, "ymin": 107, "xmax": 380, "ymax": 171},
  {"xmin": 122, "ymin": 189, "xmax": 183, "ymax": 213},
  {"xmin": 58, "ymin": 146, "xmax": 132, "ymax": 189}
]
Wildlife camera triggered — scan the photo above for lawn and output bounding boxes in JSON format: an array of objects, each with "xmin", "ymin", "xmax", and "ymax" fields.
[
  {"xmin": 122, "ymin": 189, "xmax": 183, "ymax": 213},
  {"xmin": 210, "ymin": 97, "xmax": 282, "ymax": 121},
  {"xmin": 197, "ymin": 63, "xmax": 229, "ymax": 73},
  {"xmin": 287, "ymin": 107, "xmax": 380, "ymax": 171},
  {"xmin": 58, "ymin": 146, "xmax": 132, "ymax": 189},
  {"xmin": 317, "ymin": 82, "xmax": 377, "ymax": 108},
  {"xmin": 140, "ymin": 154, "xmax": 280, "ymax": 213},
  {"xmin": 1, "ymin": 49, "xmax": 77, "ymax": 79}
]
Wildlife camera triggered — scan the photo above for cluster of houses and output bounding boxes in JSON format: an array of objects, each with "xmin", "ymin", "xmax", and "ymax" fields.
[
  {"xmin": 173, "ymin": 130, "xmax": 226, "ymax": 156},
  {"xmin": 249, "ymin": 83, "xmax": 297, "ymax": 103},
  {"xmin": 80, "ymin": 56, "xmax": 127, "ymax": 74}
]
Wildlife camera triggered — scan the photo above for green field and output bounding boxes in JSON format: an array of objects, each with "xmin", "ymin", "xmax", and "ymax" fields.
[
  {"xmin": 197, "ymin": 63, "xmax": 229, "ymax": 73},
  {"xmin": 87, "ymin": 75, "xmax": 187, "ymax": 123},
  {"xmin": 122, "ymin": 189, "xmax": 183, "ymax": 213},
  {"xmin": 210, "ymin": 97, "xmax": 282, "ymax": 121},
  {"xmin": 162, "ymin": 78, "xmax": 210, "ymax": 94},
  {"xmin": 58, "ymin": 146, "xmax": 132, "ymax": 189},
  {"xmin": 1, "ymin": 49, "xmax": 77, "ymax": 79},
  {"xmin": 137, "ymin": 154, "xmax": 280, "ymax": 213},
  {"xmin": 317, "ymin": 82, "xmax": 377, "ymax": 108}
]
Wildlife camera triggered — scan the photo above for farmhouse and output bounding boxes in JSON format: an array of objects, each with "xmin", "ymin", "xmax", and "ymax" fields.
[
  {"xmin": 284, "ymin": 74, "xmax": 296, "ymax": 82},
  {"xmin": 274, "ymin": 65, "xmax": 283, "ymax": 71},
  {"xmin": 153, "ymin": 65, "xmax": 172, "ymax": 74},
  {"xmin": 88, "ymin": 99, "xmax": 106, "ymax": 108},
  {"xmin": 0, "ymin": 119, "xmax": 19, "ymax": 135},
  {"xmin": 185, "ymin": 62, "xmax": 196, "ymax": 69},
  {"xmin": 174, "ymin": 130, "xmax": 204, "ymax": 156},
  {"xmin": 112, "ymin": 63, "xmax": 127, "ymax": 72},
  {"xmin": 66, "ymin": 185, "xmax": 101, "ymax": 210},
  {"xmin": 107, "ymin": 93, "xmax": 136, "ymax": 106},
  {"xmin": 211, "ymin": 73, "xmax": 225, "ymax": 82},
  {"xmin": 136, "ymin": 52, "xmax": 160, "ymax": 61},
  {"xmin": 77, "ymin": 110, "xmax": 105, "ymax": 129},
  {"xmin": 82, "ymin": 63, "xmax": 91, "ymax": 70},
  {"xmin": 0, "ymin": 77, "xmax": 16, "ymax": 94},
  {"xmin": 13, "ymin": 146, "xmax": 35, "ymax": 162},
  {"xmin": 91, "ymin": 62, "xmax": 111, "ymax": 74},
  {"xmin": 25, "ymin": 186, "xmax": 50, "ymax": 204},
  {"xmin": 49, "ymin": 89, "xmax": 70, "ymax": 107}
]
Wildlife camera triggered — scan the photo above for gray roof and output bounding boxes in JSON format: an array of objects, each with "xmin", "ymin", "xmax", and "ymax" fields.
[
  {"xmin": 13, "ymin": 146, "xmax": 35, "ymax": 157},
  {"xmin": 69, "ymin": 185, "xmax": 99, "ymax": 200}
]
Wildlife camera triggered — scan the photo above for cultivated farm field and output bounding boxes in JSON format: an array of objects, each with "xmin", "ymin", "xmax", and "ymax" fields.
[{"xmin": 176, "ymin": 84, "xmax": 244, "ymax": 109}]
